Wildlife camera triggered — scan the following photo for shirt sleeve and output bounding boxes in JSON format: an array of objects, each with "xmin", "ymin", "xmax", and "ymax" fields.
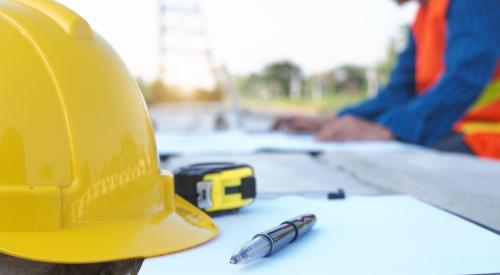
[
  {"xmin": 338, "ymin": 30, "xmax": 417, "ymax": 120},
  {"xmin": 377, "ymin": 0, "xmax": 500, "ymax": 145}
]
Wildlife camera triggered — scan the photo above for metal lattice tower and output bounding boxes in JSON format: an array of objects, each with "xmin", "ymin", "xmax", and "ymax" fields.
[{"xmin": 157, "ymin": 0, "xmax": 220, "ymax": 93}]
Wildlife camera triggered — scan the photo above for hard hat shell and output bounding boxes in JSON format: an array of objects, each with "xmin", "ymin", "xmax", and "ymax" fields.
[{"xmin": 0, "ymin": 0, "xmax": 217, "ymax": 263}]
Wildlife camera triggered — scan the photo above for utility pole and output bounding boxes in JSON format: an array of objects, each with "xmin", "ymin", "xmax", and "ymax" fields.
[
  {"xmin": 157, "ymin": 0, "xmax": 243, "ymax": 130},
  {"xmin": 157, "ymin": 0, "xmax": 220, "ymax": 93}
]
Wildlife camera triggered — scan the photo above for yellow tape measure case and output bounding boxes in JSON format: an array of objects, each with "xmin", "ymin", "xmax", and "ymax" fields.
[{"xmin": 174, "ymin": 163, "xmax": 257, "ymax": 215}]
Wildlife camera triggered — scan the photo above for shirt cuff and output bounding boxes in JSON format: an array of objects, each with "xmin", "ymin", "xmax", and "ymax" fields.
[
  {"xmin": 377, "ymin": 107, "xmax": 426, "ymax": 144},
  {"xmin": 338, "ymin": 107, "xmax": 360, "ymax": 117},
  {"xmin": 337, "ymin": 106, "xmax": 375, "ymax": 121}
]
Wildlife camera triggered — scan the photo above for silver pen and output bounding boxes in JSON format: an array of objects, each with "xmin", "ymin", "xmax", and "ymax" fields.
[{"xmin": 229, "ymin": 214, "xmax": 317, "ymax": 264}]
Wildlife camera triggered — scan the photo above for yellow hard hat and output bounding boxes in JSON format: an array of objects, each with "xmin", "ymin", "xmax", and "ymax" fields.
[{"xmin": 0, "ymin": 0, "xmax": 217, "ymax": 264}]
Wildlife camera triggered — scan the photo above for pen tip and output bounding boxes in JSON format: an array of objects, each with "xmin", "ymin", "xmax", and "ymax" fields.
[{"xmin": 229, "ymin": 255, "xmax": 240, "ymax": 264}]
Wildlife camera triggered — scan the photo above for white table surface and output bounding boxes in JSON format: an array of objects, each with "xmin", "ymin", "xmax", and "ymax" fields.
[{"xmin": 140, "ymin": 196, "xmax": 500, "ymax": 275}]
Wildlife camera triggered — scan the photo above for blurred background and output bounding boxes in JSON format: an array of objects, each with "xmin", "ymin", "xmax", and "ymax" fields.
[{"xmin": 59, "ymin": 0, "xmax": 417, "ymax": 132}]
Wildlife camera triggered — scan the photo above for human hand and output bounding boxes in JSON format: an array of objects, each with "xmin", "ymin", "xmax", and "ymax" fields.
[
  {"xmin": 272, "ymin": 114, "xmax": 335, "ymax": 133},
  {"xmin": 316, "ymin": 115, "xmax": 394, "ymax": 141}
]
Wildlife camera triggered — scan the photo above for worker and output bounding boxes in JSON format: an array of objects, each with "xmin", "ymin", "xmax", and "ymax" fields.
[
  {"xmin": 0, "ymin": 1, "xmax": 217, "ymax": 274},
  {"xmin": 274, "ymin": 0, "xmax": 500, "ymax": 159}
]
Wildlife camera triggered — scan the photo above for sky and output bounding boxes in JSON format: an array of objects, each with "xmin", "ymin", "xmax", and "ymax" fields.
[{"xmin": 58, "ymin": 0, "xmax": 417, "ymax": 83}]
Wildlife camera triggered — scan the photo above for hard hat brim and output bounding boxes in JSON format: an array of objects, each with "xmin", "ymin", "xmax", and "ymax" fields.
[{"xmin": 0, "ymin": 195, "xmax": 218, "ymax": 264}]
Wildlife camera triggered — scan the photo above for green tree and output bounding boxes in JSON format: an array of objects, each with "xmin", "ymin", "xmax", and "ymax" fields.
[
  {"xmin": 193, "ymin": 87, "xmax": 225, "ymax": 101},
  {"xmin": 262, "ymin": 60, "xmax": 303, "ymax": 97},
  {"xmin": 149, "ymin": 80, "xmax": 183, "ymax": 103},
  {"xmin": 333, "ymin": 65, "xmax": 367, "ymax": 93},
  {"xmin": 237, "ymin": 73, "xmax": 267, "ymax": 98}
]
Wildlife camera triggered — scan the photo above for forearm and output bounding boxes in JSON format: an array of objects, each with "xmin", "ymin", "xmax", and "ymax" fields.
[
  {"xmin": 378, "ymin": 73, "xmax": 486, "ymax": 145},
  {"xmin": 338, "ymin": 85, "xmax": 414, "ymax": 120},
  {"xmin": 338, "ymin": 31, "xmax": 417, "ymax": 120}
]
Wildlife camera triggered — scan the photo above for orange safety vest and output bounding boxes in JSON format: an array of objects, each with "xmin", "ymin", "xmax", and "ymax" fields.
[{"xmin": 413, "ymin": 0, "xmax": 500, "ymax": 159}]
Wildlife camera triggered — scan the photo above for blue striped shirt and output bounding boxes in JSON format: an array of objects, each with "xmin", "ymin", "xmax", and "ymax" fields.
[{"xmin": 338, "ymin": 0, "xmax": 500, "ymax": 146}]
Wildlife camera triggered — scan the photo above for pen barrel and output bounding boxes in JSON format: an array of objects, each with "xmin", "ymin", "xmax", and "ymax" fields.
[
  {"xmin": 258, "ymin": 223, "xmax": 296, "ymax": 255},
  {"xmin": 282, "ymin": 214, "xmax": 317, "ymax": 240},
  {"xmin": 257, "ymin": 214, "xmax": 317, "ymax": 255}
]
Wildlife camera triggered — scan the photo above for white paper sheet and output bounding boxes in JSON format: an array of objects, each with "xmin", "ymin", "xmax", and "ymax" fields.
[
  {"xmin": 140, "ymin": 196, "xmax": 500, "ymax": 275},
  {"xmin": 156, "ymin": 131, "xmax": 410, "ymax": 156}
]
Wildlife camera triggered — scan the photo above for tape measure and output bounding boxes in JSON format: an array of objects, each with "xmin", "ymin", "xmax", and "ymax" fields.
[{"xmin": 174, "ymin": 162, "xmax": 257, "ymax": 215}]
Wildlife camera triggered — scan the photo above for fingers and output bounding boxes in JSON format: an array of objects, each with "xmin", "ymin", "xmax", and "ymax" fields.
[
  {"xmin": 316, "ymin": 115, "xmax": 395, "ymax": 141},
  {"xmin": 316, "ymin": 119, "xmax": 343, "ymax": 141},
  {"xmin": 271, "ymin": 116, "xmax": 289, "ymax": 130},
  {"xmin": 272, "ymin": 115, "xmax": 321, "ymax": 132},
  {"xmin": 315, "ymin": 116, "xmax": 359, "ymax": 141},
  {"xmin": 271, "ymin": 115, "xmax": 298, "ymax": 131},
  {"xmin": 289, "ymin": 117, "xmax": 312, "ymax": 132}
]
